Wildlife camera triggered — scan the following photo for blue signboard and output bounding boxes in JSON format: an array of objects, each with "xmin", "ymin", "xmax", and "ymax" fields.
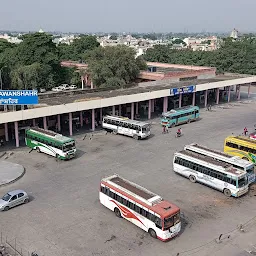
[
  {"xmin": 0, "ymin": 90, "xmax": 38, "ymax": 105},
  {"xmin": 170, "ymin": 85, "xmax": 195, "ymax": 96}
]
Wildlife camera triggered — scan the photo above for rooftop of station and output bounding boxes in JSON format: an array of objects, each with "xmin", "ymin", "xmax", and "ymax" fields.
[{"xmin": 38, "ymin": 74, "xmax": 244, "ymax": 106}]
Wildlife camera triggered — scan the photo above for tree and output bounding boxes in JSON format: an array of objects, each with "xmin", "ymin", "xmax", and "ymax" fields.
[
  {"xmin": 109, "ymin": 35, "xmax": 118, "ymax": 40},
  {"xmin": 143, "ymin": 34, "xmax": 157, "ymax": 41},
  {"xmin": 0, "ymin": 39, "xmax": 15, "ymax": 54},
  {"xmin": 10, "ymin": 63, "xmax": 52, "ymax": 89},
  {"xmin": 85, "ymin": 45, "xmax": 146, "ymax": 88},
  {"xmin": 17, "ymin": 32, "xmax": 59, "ymax": 66},
  {"xmin": 172, "ymin": 38, "xmax": 186, "ymax": 46},
  {"xmin": 72, "ymin": 35, "xmax": 100, "ymax": 60}
]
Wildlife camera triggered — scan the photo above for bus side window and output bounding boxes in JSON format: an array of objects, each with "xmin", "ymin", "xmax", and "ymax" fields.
[{"xmin": 154, "ymin": 217, "xmax": 162, "ymax": 229}]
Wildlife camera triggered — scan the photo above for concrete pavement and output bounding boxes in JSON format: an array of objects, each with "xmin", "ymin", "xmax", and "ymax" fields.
[{"xmin": 0, "ymin": 160, "xmax": 25, "ymax": 187}]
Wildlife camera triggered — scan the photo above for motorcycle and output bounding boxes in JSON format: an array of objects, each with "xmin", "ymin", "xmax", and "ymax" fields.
[{"xmin": 175, "ymin": 132, "xmax": 182, "ymax": 138}]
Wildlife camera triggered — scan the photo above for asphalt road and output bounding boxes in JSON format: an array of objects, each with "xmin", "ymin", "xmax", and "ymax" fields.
[{"xmin": 0, "ymin": 99, "xmax": 256, "ymax": 256}]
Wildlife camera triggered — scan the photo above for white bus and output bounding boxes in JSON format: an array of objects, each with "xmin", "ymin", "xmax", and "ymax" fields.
[
  {"xmin": 102, "ymin": 116, "xmax": 151, "ymax": 140},
  {"xmin": 100, "ymin": 174, "xmax": 181, "ymax": 241},
  {"xmin": 184, "ymin": 143, "xmax": 255, "ymax": 185},
  {"xmin": 173, "ymin": 150, "xmax": 248, "ymax": 197}
]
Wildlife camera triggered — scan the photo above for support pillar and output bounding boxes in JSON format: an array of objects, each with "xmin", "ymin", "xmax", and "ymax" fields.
[
  {"xmin": 80, "ymin": 112, "xmax": 83, "ymax": 127},
  {"xmin": 69, "ymin": 113, "xmax": 73, "ymax": 136},
  {"xmin": 91, "ymin": 81, "xmax": 94, "ymax": 89},
  {"xmin": 192, "ymin": 92, "xmax": 196, "ymax": 106},
  {"xmin": 237, "ymin": 85, "xmax": 241, "ymax": 100},
  {"xmin": 131, "ymin": 102, "xmax": 134, "ymax": 120},
  {"xmin": 4, "ymin": 123, "xmax": 9, "ymax": 142},
  {"xmin": 100, "ymin": 108, "xmax": 103, "ymax": 122},
  {"xmin": 119, "ymin": 105, "xmax": 122, "ymax": 116},
  {"xmin": 248, "ymin": 83, "xmax": 251, "ymax": 98},
  {"xmin": 228, "ymin": 86, "xmax": 231, "ymax": 102},
  {"xmin": 57, "ymin": 115, "xmax": 61, "ymax": 131},
  {"xmin": 179, "ymin": 94, "xmax": 182, "ymax": 108},
  {"xmin": 136, "ymin": 102, "xmax": 139, "ymax": 115},
  {"xmin": 43, "ymin": 117, "xmax": 47, "ymax": 130},
  {"xmin": 151, "ymin": 99, "xmax": 155, "ymax": 113},
  {"xmin": 148, "ymin": 100, "xmax": 151, "ymax": 119},
  {"xmin": 85, "ymin": 75, "xmax": 88, "ymax": 85},
  {"xmin": 112, "ymin": 105, "xmax": 115, "ymax": 116},
  {"xmin": 163, "ymin": 97, "xmax": 168, "ymax": 112},
  {"xmin": 92, "ymin": 109, "xmax": 95, "ymax": 131},
  {"xmin": 216, "ymin": 88, "xmax": 220, "ymax": 104},
  {"xmin": 14, "ymin": 121, "xmax": 19, "ymax": 148},
  {"xmin": 204, "ymin": 90, "xmax": 208, "ymax": 107},
  {"xmin": 32, "ymin": 119, "xmax": 36, "ymax": 127},
  {"xmin": 81, "ymin": 76, "xmax": 84, "ymax": 90}
]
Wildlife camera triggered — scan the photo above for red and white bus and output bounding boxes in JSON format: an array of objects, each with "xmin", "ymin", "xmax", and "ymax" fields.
[{"xmin": 100, "ymin": 174, "xmax": 181, "ymax": 241}]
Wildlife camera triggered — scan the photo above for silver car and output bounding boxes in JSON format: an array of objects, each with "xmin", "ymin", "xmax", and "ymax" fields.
[{"xmin": 0, "ymin": 190, "xmax": 29, "ymax": 211}]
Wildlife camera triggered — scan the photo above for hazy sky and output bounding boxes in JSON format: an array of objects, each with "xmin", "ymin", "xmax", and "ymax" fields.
[{"xmin": 0, "ymin": 0, "xmax": 256, "ymax": 33}]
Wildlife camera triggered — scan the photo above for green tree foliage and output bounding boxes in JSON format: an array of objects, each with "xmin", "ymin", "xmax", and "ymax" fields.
[
  {"xmin": 0, "ymin": 39, "xmax": 15, "ymax": 54},
  {"xmin": 58, "ymin": 35, "xmax": 100, "ymax": 61},
  {"xmin": 10, "ymin": 63, "xmax": 52, "ymax": 89},
  {"xmin": 109, "ymin": 35, "xmax": 118, "ymax": 40},
  {"xmin": 172, "ymin": 38, "xmax": 186, "ymax": 45},
  {"xmin": 0, "ymin": 32, "xmax": 64, "ymax": 89},
  {"xmin": 143, "ymin": 34, "xmax": 157, "ymax": 40},
  {"xmin": 85, "ymin": 45, "xmax": 146, "ymax": 88},
  {"xmin": 144, "ymin": 38, "xmax": 256, "ymax": 75}
]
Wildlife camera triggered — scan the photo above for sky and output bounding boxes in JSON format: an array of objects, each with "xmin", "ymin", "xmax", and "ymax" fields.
[{"xmin": 0, "ymin": 0, "xmax": 256, "ymax": 33}]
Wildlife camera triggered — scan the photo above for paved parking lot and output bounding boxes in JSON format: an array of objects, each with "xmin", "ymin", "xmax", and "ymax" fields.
[{"xmin": 1, "ymin": 100, "xmax": 256, "ymax": 256}]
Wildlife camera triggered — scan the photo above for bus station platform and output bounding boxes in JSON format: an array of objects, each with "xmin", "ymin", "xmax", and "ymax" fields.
[{"xmin": 0, "ymin": 160, "xmax": 25, "ymax": 187}]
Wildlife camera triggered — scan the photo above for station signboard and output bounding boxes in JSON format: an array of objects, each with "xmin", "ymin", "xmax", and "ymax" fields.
[
  {"xmin": 0, "ymin": 90, "xmax": 38, "ymax": 105},
  {"xmin": 170, "ymin": 85, "xmax": 195, "ymax": 96}
]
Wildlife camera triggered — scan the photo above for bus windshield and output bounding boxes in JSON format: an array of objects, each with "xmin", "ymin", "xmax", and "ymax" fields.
[
  {"xmin": 246, "ymin": 166, "xmax": 255, "ymax": 174},
  {"xmin": 164, "ymin": 212, "xmax": 180, "ymax": 229},
  {"xmin": 237, "ymin": 176, "xmax": 248, "ymax": 188},
  {"xmin": 63, "ymin": 141, "xmax": 75, "ymax": 152}
]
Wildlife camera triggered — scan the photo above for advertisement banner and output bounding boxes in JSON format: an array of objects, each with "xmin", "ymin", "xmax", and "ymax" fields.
[
  {"xmin": 170, "ymin": 85, "xmax": 195, "ymax": 96},
  {"xmin": 0, "ymin": 90, "xmax": 38, "ymax": 105}
]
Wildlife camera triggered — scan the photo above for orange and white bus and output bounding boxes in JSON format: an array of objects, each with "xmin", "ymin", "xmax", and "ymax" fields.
[{"xmin": 100, "ymin": 174, "xmax": 181, "ymax": 241}]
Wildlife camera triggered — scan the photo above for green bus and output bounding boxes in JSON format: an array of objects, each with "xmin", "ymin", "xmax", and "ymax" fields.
[
  {"xmin": 25, "ymin": 127, "xmax": 76, "ymax": 160},
  {"xmin": 161, "ymin": 105, "xmax": 200, "ymax": 127}
]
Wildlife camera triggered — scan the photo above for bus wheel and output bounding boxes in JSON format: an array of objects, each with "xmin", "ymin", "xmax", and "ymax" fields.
[
  {"xmin": 113, "ymin": 130, "xmax": 118, "ymax": 135},
  {"xmin": 36, "ymin": 147, "xmax": 41, "ymax": 153},
  {"xmin": 114, "ymin": 208, "xmax": 122, "ymax": 218},
  {"xmin": 133, "ymin": 135, "xmax": 139, "ymax": 140},
  {"xmin": 187, "ymin": 119, "xmax": 191, "ymax": 124},
  {"xmin": 242, "ymin": 157, "xmax": 248, "ymax": 161},
  {"xmin": 170, "ymin": 123, "xmax": 175, "ymax": 128},
  {"xmin": 148, "ymin": 228, "xmax": 157, "ymax": 239},
  {"xmin": 223, "ymin": 189, "xmax": 231, "ymax": 197},
  {"xmin": 189, "ymin": 175, "xmax": 196, "ymax": 183}
]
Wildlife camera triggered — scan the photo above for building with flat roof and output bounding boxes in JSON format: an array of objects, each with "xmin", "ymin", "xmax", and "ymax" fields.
[{"xmin": 0, "ymin": 62, "xmax": 255, "ymax": 147}]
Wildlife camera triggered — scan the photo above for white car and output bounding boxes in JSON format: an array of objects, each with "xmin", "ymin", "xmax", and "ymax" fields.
[
  {"xmin": 0, "ymin": 190, "xmax": 29, "ymax": 211},
  {"xmin": 69, "ymin": 85, "xmax": 77, "ymax": 90},
  {"xmin": 52, "ymin": 87, "xmax": 63, "ymax": 92},
  {"xmin": 59, "ymin": 84, "xmax": 70, "ymax": 90},
  {"xmin": 39, "ymin": 88, "xmax": 46, "ymax": 93}
]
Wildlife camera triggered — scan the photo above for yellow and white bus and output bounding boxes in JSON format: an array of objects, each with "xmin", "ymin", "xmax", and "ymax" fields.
[{"xmin": 224, "ymin": 136, "xmax": 256, "ymax": 165}]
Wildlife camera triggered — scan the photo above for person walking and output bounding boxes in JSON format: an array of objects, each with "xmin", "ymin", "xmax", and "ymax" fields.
[
  {"xmin": 165, "ymin": 125, "xmax": 169, "ymax": 133},
  {"xmin": 162, "ymin": 125, "xmax": 166, "ymax": 134},
  {"xmin": 244, "ymin": 127, "xmax": 248, "ymax": 136}
]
